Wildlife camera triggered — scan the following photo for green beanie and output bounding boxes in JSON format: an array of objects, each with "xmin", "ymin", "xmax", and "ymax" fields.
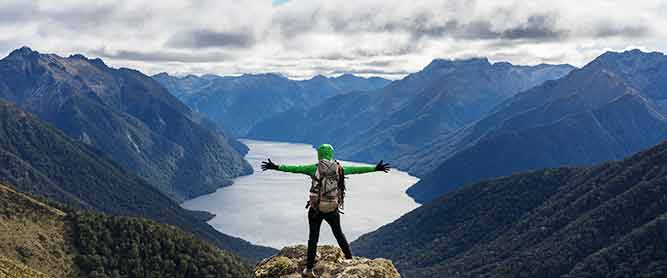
[{"xmin": 317, "ymin": 144, "xmax": 334, "ymax": 160}]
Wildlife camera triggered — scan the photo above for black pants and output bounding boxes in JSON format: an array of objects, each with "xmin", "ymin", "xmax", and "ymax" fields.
[{"xmin": 307, "ymin": 208, "xmax": 352, "ymax": 269}]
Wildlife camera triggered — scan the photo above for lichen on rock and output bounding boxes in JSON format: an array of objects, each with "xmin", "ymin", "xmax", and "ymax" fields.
[{"xmin": 255, "ymin": 245, "xmax": 400, "ymax": 278}]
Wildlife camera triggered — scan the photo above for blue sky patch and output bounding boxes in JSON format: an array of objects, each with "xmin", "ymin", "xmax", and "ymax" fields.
[{"xmin": 272, "ymin": 0, "xmax": 289, "ymax": 6}]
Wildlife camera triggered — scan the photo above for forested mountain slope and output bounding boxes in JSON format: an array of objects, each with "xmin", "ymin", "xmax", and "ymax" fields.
[
  {"xmin": 409, "ymin": 49, "xmax": 667, "ymax": 202},
  {"xmin": 353, "ymin": 140, "xmax": 667, "ymax": 277},
  {"xmin": 0, "ymin": 182, "xmax": 253, "ymax": 277},
  {"xmin": 0, "ymin": 100, "xmax": 274, "ymax": 261},
  {"xmin": 0, "ymin": 47, "xmax": 251, "ymax": 201}
]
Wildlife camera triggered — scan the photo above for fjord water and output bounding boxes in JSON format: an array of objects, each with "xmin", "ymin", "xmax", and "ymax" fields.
[{"xmin": 182, "ymin": 139, "xmax": 419, "ymax": 248}]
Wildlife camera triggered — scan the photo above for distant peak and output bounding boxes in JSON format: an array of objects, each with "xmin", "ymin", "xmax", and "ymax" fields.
[
  {"xmin": 309, "ymin": 74, "xmax": 328, "ymax": 81},
  {"xmin": 68, "ymin": 53, "xmax": 87, "ymax": 60},
  {"xmin": 587, "ymin": 48, "xmax": 665, "ymax": 70},
  {"xmin": 423, "ymin": 57, "xmax": 491, "ymax": 72},
  {"xmin": 242, "ymin": 72, "xmax": 287, "ymax": 79},
  {"xmin": 15, "ymin": 46, "xmax": 35, "ymax": 53},
  {"xmin": 7, "ymin": 46, "xmax": 39, "ymax": 58},
  {"xmin": 433, "ymin": 57, "xmax": 489, "ymax": 65},
  {"xmin": 335, "ymin": 73, "xmax": 364, "ymax": 80},
  {"xmin": 425, "ymin": 58, "xmax": 453, "ymax": 68},
  {"xmin": 462, "ymin": 57, "xmax": 491, "ymax": 64},
  {"xmin": 66, "ymin": 53, "xmax": 108, "ymax": 68},
  {"xmin": 598, "ymin": 48, "xmax": 663, "ymax": 60},
  {"xmin": 625, "ymin": 49, "xmax": 644, "ymax": 54},
  {"xmin": 493, "ymin": 61, "xmax": 513, "ymax": 67},
  {"xmin": 534, "ymin": 63, "xmax": 575, "ymax": 68},
  {"xmin": 90, "ymin": 58, "xmax": 107, "ymax": 68},
  {"xmin": 201, "ymin": 74, "xmax": 221, "ymax": 79},
  {"xmin": 153, "ymin": 72, "xmax": 170, "ymax": 78}
]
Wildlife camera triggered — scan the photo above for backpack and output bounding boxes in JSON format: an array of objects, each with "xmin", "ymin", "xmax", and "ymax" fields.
[{"xmin": 308, "ymin": 159, "xmax": 345, "ymax": 213}]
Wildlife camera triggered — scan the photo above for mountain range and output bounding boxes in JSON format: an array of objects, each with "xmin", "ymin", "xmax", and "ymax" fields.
[
  {"xmin": 408, "ymin": 49, "xmax": 667, "ymax": 203},
  {"xmin": 153, "ymin": 72, "xmax": 391, "ymax": 136},
  {"xmin": 248, "ymin": 58, "xmax": 574, "ymax": 178},
  {"xmin": 0, "ymin": 98, "xmax": 273, "ymax": 261},
  {"xmin": 0, "ymin": 47, "xmax": 251, "ymax": 201},
  {"xmin": 352, "ymin": 140, "xmax": 667, "ymax": 278},
  {"xmin": 3, "ymin": 44, "xmax": 667, "ymax": 277}
]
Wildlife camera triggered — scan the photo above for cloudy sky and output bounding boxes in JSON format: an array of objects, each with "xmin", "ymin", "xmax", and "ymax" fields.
[{"xmin": 0, "ymin": 0, "xmax": 665, "ymax": 79}]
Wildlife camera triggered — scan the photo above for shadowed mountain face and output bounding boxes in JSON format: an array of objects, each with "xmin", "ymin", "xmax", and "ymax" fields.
[
  {"xmin": 352, "ymin": 141, "xmax": 667, "ymax": 278},
  {"xmin": 153, "ymin": 72, "xmax": 391, "ymax": 136},
  {"xmin": 0, "ymin": 100, "xmax": 275, "ymax": 261},
  {"xmin": 248, "ymin": 58, "xmax": 574, "ymax": 173},
  {"xmin": 0, "ymin": 47, "xmax": 251, "ymax": 201},
  {"xmin": 408, "ymin": 49, "xmax": 667, "ymax": 203}
]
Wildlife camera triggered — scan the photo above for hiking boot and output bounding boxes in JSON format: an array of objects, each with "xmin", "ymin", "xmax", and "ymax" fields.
[{"xmin": 302, "ymin": 268, "xmax": 317, "ymax": 278}]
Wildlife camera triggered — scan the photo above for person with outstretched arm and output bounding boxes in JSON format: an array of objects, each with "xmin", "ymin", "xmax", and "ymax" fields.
[{"xmin": 261, "ymin": 144, "xmax": 390, "ymax": 278}]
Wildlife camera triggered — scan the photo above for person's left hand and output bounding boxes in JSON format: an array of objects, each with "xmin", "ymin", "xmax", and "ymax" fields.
[
  {"xmin": 375, "ymin": 160, "xmax": 391, "ymax": 173},
  {"xmin": 261, "ymin": 158, "xmax": 279, "ymax": 171}
]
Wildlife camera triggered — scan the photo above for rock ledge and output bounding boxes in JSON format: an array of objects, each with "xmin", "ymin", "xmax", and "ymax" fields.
[{"xmin": 254, "ymin": 245, "xmax": 400, "ymax": 278}]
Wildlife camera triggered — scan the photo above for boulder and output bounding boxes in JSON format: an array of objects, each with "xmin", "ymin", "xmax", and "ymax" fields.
[{"xmin": 255, "ymin": 245, "xmax": 400, "ymax": 278}]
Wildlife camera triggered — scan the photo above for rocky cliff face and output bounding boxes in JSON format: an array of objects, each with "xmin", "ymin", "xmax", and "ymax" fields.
[{"xmin": 255, "ymin": 245, "xmax": 400, "ymax": 278}]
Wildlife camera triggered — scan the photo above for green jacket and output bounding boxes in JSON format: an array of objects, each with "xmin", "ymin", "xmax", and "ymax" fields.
[{"xmin": 276, "ymin": 144, "xmax": 376, "ymax": 176}]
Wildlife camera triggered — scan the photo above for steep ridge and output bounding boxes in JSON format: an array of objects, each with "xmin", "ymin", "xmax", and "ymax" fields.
[
  {"xmin": 0, "ymin": 181, "xmax": 76, "ymax": 277},
  {"xmin": 153, "ymin": 72, "xmax": 390, "ymax": 136},
  {"xmin": 0, "ymin": 182, "xmax": 253, "ymax": 277},
  {"xmin": 248, "ymin": 59, "xmax": 573, "ymax": 174},
  {"xmin": 352, "ymin": 140, "xmax": 667, "ymax": 278},
  {"xmin": 0, "ymin": 100, "xmax": 274, "ymax": 261},
  {"xmin": 409, "ymin": 49, "xmax": 667, "ymax": 203},
  {"xmin": 0, "ymin": 47, "xmax": 251, "ymax": 201}
]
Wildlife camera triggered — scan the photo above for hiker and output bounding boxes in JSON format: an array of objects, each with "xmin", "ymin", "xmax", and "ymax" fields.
[{"xmin": 261, "ymin": 144, "xmax": 390, "ymax": 278}]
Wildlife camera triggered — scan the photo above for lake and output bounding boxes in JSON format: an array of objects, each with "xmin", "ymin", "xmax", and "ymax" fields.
[{"xmin": 182, "ymin": 139, "xmax": 420, "ymax": 249}]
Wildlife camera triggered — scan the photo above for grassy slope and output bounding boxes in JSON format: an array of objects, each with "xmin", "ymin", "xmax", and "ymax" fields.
[
  {"xmin": 0, "ymin": 183, "xmax": 78, "ymax": 277},
  {"xmin": 0, "ymin": 256, "xmax": 51, "ymax": 278},
  {"xmin": 0, "ymin": 182, "xmax": 254, "ymax": 278}
]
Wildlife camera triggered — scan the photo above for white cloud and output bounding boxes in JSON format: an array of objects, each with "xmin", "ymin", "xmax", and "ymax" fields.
[{"xmin": 0, "ymin": 0, "xmax": 665, "ymax": 79}]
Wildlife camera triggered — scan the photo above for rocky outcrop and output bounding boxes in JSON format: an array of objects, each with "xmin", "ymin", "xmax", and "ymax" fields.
[{"xmin": 255, "ymin": 245, "xmax": 400, "ymax": 278}]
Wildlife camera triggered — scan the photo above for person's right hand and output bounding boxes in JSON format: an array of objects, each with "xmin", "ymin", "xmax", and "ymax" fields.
[{"xmin": 261, "ymin": 158, "xmax": 279, "ymax": 171}]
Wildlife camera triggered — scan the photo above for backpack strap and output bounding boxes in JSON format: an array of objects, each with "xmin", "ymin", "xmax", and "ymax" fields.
[
  {"xmin": 311, "ymin": 174, "xmax": 324, "ymax": 210},
  {"xmin": 336, "ymin": 160, "xmax": 346, "ymax": 213}
]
